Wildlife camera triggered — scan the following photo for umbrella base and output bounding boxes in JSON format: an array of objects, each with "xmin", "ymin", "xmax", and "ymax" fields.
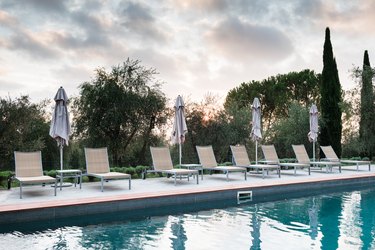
[{"xmin": 51, "ymin": 182, "xmax": 73, "ymax": 188}]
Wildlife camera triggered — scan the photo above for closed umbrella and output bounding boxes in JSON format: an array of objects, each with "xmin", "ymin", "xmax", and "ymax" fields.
[
  {"xmin": 171, "ymin": 95, "xmax": 188, "ymax": 165},
  {"xmin": 49, "ymin": 87, "xmax": 71, "ymax": 175},
  {"xmin": 308, "ymin": 104, "xmax": 318, "ymax": 161},
  {"xmin": 251, "ymin": 97, "xmax": 262, "ymax": 164}
]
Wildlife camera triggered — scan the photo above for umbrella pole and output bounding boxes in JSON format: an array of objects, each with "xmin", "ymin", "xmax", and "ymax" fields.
[
  {"xmin": 255, "ymin": 140, "xmax": 258, "ymax": 164},
  {"xmin": 60, "ymin": 143, "xmax": 63, "ymax": 171},
  {"xmin": 313, "ymin": 141, "xmax": 315, "ymax": 161},
  {"xmin": 179, "ymin": 143, "xmax": 182, "ymax": 165}
]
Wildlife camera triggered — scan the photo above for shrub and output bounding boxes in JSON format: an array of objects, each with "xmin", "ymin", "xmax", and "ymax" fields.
[
  {"xmin": 0, "ymin": 171, "xmax": 13, "ymax": 189},
  {"xmin": 125, "ymin": 167, "xmax": 136, "ymax": 176}
]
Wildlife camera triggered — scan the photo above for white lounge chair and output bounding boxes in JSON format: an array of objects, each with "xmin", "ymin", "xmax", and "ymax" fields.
[
  {"xmin": 320, "ymin": 145, "xmax": 371, "ymax": 171},
  {"xmin": 261, "ymin": 145, "xmax": 311, "ymax": 175},
  {"xmin": 230, "ymin": 145, "xmax": 280, "ymax": 178},
  {"xmin": 196, "ymin": 145, "xmax": 247, "ymax": 181},
  {"xmin": 84, "ymin": 147, "xmax": 131, "ymax": 192},
  {"xmin": 149, "ymin": 146, "xmax": 199, "ymax": 185},
  {"xmin": 292, "ymin": 145, "xmax": 341, "ymax": 173},
  {"xmin": 14, "ymin": 151, "xmax": 57, "ymax": 199}
]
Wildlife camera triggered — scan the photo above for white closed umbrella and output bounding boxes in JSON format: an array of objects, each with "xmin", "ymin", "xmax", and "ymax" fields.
[
  {"xmin": 251, "ymin": 97, "xmax": 262, "ymax": 164},
  {"xmin": 308, "ymin": 104, "xmax": 318, "ymax": 161},
  {"xmin": 171, "ymin": 95, "xmax": 188, "ymax": 165},
  {"xmin": 49, "ymin": 87, "xmax": 71, "ymax": 174}
]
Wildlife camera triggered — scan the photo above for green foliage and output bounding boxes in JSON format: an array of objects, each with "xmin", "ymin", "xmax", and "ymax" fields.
[
  {"xmin": 224, "ymin": 69, "xmax": 320, "ymax": 131},
  {"xmin": 267, "ymin": 103, "xmax": 311, "ymax": 158},
  {"xmin": 0, "ymin": 96, "xmax": 59, "ymax": 171},
  {"xmin": 170, "ymin": 94, "xmax": 252, "ymax": 165},
  {"xmin": 358, "ymin": 50, "xmax": 375, "ymax": 158},
  {"xmin": 124, "ymin": 166, "xmax": 136, "ymax": 176},
  {"xmin": 0, "ymin": 171, "xmax": 13, "ymax": 189},
  {"xmin": 45, "ymin": 170, "xmax": 57, "ymax": 178},
  {"xmin": 89, "ymin": 166, "xmax": 149, "ymax": 178},
  {"xmin": 320, "ymin": 27, "xmax": 342, "ymax": 157},
  {"xmin": 72, "ymin": 58, "xmax": 168, "ymax": 166}
]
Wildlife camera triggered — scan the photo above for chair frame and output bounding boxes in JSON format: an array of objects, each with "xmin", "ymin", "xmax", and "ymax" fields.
[
  {"xmin": 84, "ymin": 147, "xmax": 131, "ymax": 192},
  {"xmin": 196, "ymin": 145, "xmax": 247, "ymax": 181},
  {"xmin": 230, "ymin": 145, "xmax": 280, "ymax": 178},
  {"xmin": 320, "ymin": 145, "xmax": 371, "ymax": 171},
  {"xmin": 14, "ymin": 151, "xmax": 57, "ymax": 199},
  {"xmin": 149, "ymin": 146, "xmax": 199, "ymax": 185},
  {"xmin": 292, "ymin": 145, "xmax": 341, "ymax": 173},
  {"xmin": 261, "ymin": 145, "xmax": 311, "ymax": 175}
]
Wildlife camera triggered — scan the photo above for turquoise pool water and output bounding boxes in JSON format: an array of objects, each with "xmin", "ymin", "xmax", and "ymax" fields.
[{"xmin": 1, "ymin": 187, "xmax": 375, "ymax": 250}]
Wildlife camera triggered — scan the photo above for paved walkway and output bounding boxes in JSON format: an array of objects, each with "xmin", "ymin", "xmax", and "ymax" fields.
[{"xmin": 1, "ymin": 165, "xmax": 374, "ymax": 213}]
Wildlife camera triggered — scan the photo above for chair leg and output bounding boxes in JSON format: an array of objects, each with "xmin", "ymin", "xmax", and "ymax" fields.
[
  {"xmin": 54, "ymin": 180, "xmax": 57, "ymax": 196},
  {"xmin": 196, "ymin": 173, "xmax": 199, "ymax": 184},
  {"xmin": 174, "ymin": 174, "xmax": 177, "ymax": 185},
  {"xmin": 244, "ymin": 171, "xmax": 247, "ymax": 180},
  {"xmin": 20, "ymin": 183, "xmax": 22, "ymax": 199},
  {"xmin": 226, "ymin": 171, "xmax": 229, "ymax": 181},
  {"xmin": 101, "ymin": 178, "xmax": 104, "ymax": 192},
  {"xmin": 129, "ymin": 178, "xmax": 131, "ymax": 190}
]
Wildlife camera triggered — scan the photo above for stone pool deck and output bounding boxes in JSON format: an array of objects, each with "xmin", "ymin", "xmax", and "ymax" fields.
[{"xmin": 1, "ymin": 165, "xmax": 375, "ymax": 225}]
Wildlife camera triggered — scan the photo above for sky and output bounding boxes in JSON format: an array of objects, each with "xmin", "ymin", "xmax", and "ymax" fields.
[{"xmin": 0, "ymin": 0, "xmax": 374, "ymax": 105}]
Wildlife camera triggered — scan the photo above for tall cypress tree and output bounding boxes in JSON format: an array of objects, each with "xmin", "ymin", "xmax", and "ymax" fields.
[
  {"xmin": 320, "ymin": 27, "xmax": 342, "ymax": 157},
  {"xmin": 359, "ymin": 50, "xmax": 374, "ymax": 158}
]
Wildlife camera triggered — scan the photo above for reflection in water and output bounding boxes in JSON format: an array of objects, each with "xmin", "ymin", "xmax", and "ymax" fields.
[
  {"xmin": 170, "ymin": 217, "xmax": 187, "ymax": 250},
  {"xmin": 308, "ymin": 197, "xmax": 319, "ymax": 240},
  {"xmin": 1, "ymin": 188, "xmax": 375, "ymax": 249},
  {"xmin": 360, "ymin": 189, "xmax": 375, "ymax": 250},
  {"xmin": 250, "ymin": 205, "xmax": 261, "ymax": 250},
  {"xmin": 338, "ymin": 192, "xmax": 362, "ymax": 249},
  {"xmin": 319, "ymin": 193, "xmax": 342, "ymax": 250}
]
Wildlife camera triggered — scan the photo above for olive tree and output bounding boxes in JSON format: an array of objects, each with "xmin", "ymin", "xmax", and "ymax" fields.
[{"xmin": 73, "ymin": 59, "xmax": 168, "ymax": 166}]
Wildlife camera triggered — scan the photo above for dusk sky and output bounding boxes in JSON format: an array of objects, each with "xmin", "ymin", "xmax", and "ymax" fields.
[{"xmin": 0, "ymin": 0, "xmax": 374, "ymax": 105}]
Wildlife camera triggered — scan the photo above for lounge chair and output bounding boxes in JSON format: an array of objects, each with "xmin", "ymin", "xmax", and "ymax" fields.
[
  {"xmin": 196, "ymin": 145, "xmax": 247, "ymax": 181},
  {"xmin": 230, "ymin": 145, "xmax": 280, "ymax": 178},
  {"xmin": 320, "ymin": 145, "xmax": 371, "ymax": 171},
  {"xmin": 261, "ymin": 145, "xmax": 311, "ymax": 175},
  {"xmin": 84, "ymin": 147, "xmax": 131, "ymax": 192},
  {"xmin": 292, "ymin": 145, "xmax": 341, "ymax": 173},
  {"xmin": 149, "ymin": 147, "xmax": 199, "ymax": 185},
  {"xmin": 14, "ymin": 151, "xmax": 57, "ymax": 199}
]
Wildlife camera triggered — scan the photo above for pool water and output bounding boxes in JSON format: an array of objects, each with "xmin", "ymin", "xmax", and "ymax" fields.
[{"xmin": 1, "ymin": 187, "xmax": 375, "ymax": 250}]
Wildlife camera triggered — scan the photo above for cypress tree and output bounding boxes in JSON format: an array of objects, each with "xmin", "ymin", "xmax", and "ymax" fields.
[
  {"xmin": 319, "ymin": 27, "xmax": 342, "ymax": 157},
  {"xmin": 359, "ymin": 50, "xmax": 374, "ymax": 158}
]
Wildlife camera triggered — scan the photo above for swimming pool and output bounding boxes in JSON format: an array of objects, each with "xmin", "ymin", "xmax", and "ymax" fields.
[{"xmin": 1, "ymin": 186, "xmax": 375, "ymax": 249}]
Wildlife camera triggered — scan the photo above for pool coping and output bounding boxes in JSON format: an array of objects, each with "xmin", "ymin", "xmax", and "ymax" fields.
[{"xmin": 1, "ymin": 172, "xmax": 375, "ymax": 225}]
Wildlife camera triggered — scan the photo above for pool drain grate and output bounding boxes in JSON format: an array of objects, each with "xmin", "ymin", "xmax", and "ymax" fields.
[{"xmin": 237, "ymin": 190, "xmax": 252, "ymax": 204}]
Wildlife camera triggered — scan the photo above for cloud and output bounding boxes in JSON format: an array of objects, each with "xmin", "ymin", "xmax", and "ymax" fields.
[
  {"xmin": 172, "ymin": 0, "xmax": 228, "ymax": 12},
  {"xmin": 2, "ymin": 25, "xmax": 61, "ymax": 59},
  {"xmin": 0, "ymin": 0, "xmax": 68, "ymax": 14},
  {"xmin": 120, "ymin": 1, "xmax": 169, "ymax": 44},
  {"xmin": 205, "ymin": 17, "xmax": 294, "ymax": 62},
  {"xmin": 0, "ymin": 80, "xmax": 24, "ymax": 92},
  {"xmin": 0, "ymin": 2, "xmax": 114, "ymax": 61}
]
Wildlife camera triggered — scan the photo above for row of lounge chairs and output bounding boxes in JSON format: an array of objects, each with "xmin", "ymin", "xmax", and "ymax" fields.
[
  {"xmin": 148, "ymin": 144, "xmax": 371, "ymax": 183},
  {"xmin": 13, "ymin": 145, "xmax": 371, "ymax": 199}
]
